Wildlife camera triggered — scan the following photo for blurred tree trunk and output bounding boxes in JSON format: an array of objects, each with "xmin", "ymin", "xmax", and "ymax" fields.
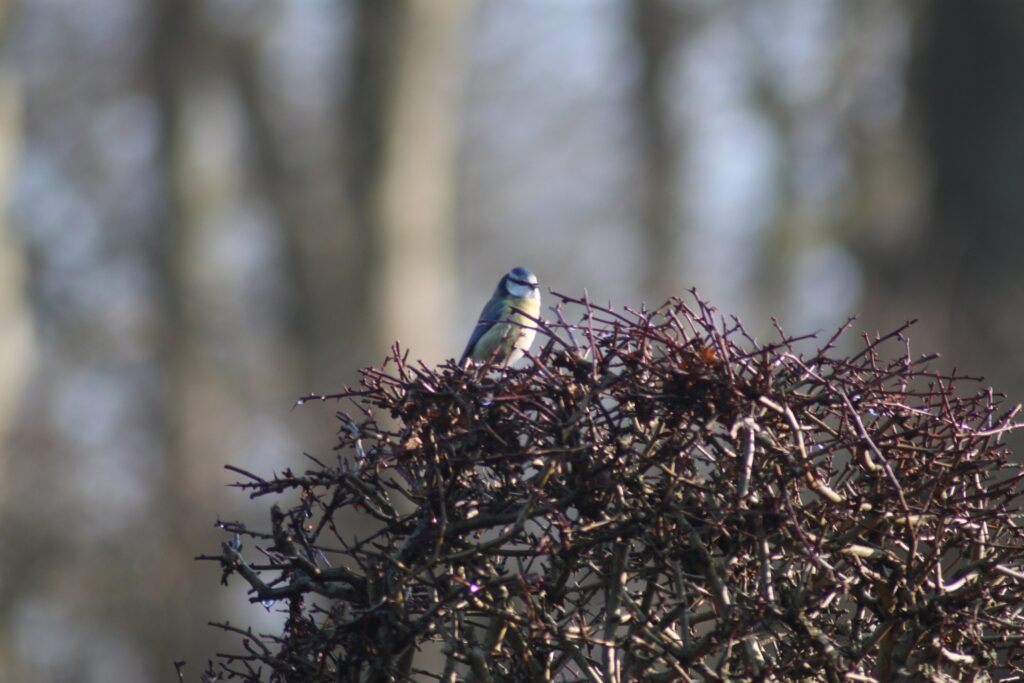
[
  {"xmin": 147, "ymin": 0, "xmax": 197, "ymax": 670},
  {"xmin": 148, "ymin": 0, "xmax": 236, "ymax": 671},
  {"xmin": 345, "ymin": 0, "xmax": 471, "ymax": 366},
  {"xmin": 341, "ymin": 2, "xmax": 472, "ymax": 674},
  {"xmin": 221, "ymin": 21, "xmax": 359, "ymax": 385},
  {"xmin": 0, "ymin": 12, "xmax": 33, "ymax": 676},
  {"xmin": 0, "ymin": 56, "xmax": 30, "ymax": 488},
  {"xmin": 914, "ymin": 1, "xmax": 1024, "ymax": 389},
  {"xmin": 859, "ymin": 2, "xmax": 1024, "ymax": 397},
  {"xmin": 631, "ymin": 0, "xmax": 681, "ymax": 302}
]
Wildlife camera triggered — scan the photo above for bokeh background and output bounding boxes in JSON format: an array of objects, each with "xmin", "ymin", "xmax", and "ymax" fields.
[{"xmin": 1, "ymin": 1, "xmax": 1023, "ymax": 681}]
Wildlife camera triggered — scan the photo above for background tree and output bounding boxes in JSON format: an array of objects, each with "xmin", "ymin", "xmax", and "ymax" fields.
[{"xmin": 857, "ymin": 1, "xmax": 1024, "ymax": 422}]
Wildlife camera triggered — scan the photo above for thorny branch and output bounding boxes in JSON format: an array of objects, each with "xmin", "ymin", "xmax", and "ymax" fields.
[{"xmin": 200, "ymin": 290, "xmax": 1024, "ymax": 681}]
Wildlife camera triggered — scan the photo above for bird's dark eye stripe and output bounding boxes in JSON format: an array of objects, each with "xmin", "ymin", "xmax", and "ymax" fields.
[{"xmin": 509, "ymin": 277, "xmax": 536, "ymax": 287}]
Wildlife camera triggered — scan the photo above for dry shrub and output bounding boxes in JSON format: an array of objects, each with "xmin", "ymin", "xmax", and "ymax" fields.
[{"xmin": 200, "ymin": 291, "xmax": 1024, "ymax": 682}]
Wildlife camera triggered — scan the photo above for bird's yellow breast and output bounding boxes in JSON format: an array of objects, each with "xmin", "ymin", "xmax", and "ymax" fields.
[{"xmin": 470, "ymin": 295, "xmax": 540, "ymax": 364}]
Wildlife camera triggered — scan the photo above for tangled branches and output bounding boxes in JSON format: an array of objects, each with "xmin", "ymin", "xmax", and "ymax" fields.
[{"xmin": 203, "ymin": 291, "xmax": 1024, "ymax": 682}]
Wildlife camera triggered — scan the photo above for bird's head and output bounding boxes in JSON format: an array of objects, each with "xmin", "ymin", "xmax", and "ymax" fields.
[{"xmin": 502, "ymin": 267, "xmax": 539, "ymax": 299}]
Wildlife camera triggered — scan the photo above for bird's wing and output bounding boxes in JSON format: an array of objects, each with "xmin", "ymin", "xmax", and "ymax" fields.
[{"xmin": 460, "ymin": 297, "xmax": 507, "ymax": 362}]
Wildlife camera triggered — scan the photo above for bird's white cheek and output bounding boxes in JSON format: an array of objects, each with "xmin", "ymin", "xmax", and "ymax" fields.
[{"xmin": 506, "ymin": 282, "xmax": 537, "ymax": 299}]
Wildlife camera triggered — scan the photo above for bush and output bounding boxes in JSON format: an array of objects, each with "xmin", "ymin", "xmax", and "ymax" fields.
[{"xmin": 200, "ymin": 292, "xmax": 1024, "ymax": 682}]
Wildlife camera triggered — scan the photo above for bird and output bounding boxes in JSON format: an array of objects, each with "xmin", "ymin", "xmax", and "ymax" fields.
[{"xmin": 460, "ymin": 267, "xmax": 541, "ymax": 367}]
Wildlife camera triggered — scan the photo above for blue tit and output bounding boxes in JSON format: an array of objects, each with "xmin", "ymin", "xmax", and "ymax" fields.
[{"xmin": 460, "ymin": 267, "xmax": 541, "ymax": 366}]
